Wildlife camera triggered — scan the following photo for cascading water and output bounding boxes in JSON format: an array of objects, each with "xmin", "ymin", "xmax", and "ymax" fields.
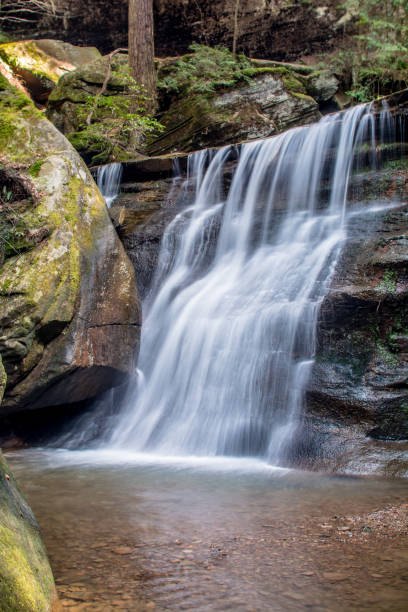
[
  {"xmin": 105, "ymin": 103, "xmax": 394, "ymax": 463},
  {"xmin": 97, "ymin": 162, "xmax": 123, "ymax": 208}
]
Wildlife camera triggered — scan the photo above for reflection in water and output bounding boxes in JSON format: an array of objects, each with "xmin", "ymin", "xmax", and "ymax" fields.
[{"xmin": 8, "ymin": 450, "xmax": 408, "ymax": 611}]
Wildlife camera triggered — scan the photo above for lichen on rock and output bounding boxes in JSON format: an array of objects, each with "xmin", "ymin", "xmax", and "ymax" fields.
[{"xmin": 0, "ymin": 72, "xmax": 141, "ymax": 414}]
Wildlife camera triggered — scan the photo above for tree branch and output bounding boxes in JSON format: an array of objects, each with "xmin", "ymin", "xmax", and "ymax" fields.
[{"xmin": 86, "ymin": 48, "xmax": 128, "ymax": 126}]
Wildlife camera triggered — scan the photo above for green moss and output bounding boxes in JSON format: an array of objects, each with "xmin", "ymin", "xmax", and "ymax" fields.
[
  {"xmin": 0, "ymin": 453, "xmax": 56, "ymax": 611},
  {"xmin": 28, "ymin": 160, "xmax": 44, "ymax": 178},
  {"xmin": 376, "ymin": 341, "xmax": 400, "ymax": 367},
  {"xmin": 378, "ymin": 269, "xmax": 397, "ymax": 294},
  {"xmin": 282, "ymin": 74, "xmax": 306, "ymax": 94},
  {"xmin": 290, "ymin": 91, "xmax": 317, "ymax": 102},
  {"xmin": 157, "ymin": 44, "xmax": 252, "ymax": 98}
]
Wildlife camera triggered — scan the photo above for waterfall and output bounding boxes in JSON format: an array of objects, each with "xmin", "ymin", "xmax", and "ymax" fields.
[
  {"xmin": 97, "ymin": 162, "xmax": 123, "ymax": 208},
  {"xmin": 107, "ymin": 104, "xmax": 394, "ymax": 462},
  {"xmin": 56, "ymin": 103, "xmax": 391, "ymax": 466}
]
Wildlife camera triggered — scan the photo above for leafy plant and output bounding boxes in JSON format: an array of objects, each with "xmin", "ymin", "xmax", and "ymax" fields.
[
  {"xmin": 70, "ymin": 64, "xmax": 163, "ymax": 164},
  {"xmin": 158, "ymin": 44, "xmax": 253, "ymax": 99},
  {"xmin": 330, "ymin": 0, "xmax": 408, "ymax": 101}
]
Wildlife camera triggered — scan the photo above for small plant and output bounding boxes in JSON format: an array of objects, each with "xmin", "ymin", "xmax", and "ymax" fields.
[
  {"xmin": 70, "ymin": 64, "xmax": 163, "ymax": 164},
  {"xmin": 328, "ymin": 0, "xmax": 408, "ymax": 101},
  {"xmin": 1, "ymin": 185, "xmax": 12, "ymax": 202},
  {"xmin": 378, "ymin": 269, "xmax": 397, "ymax": 294},
  {"xmin": 158, "ymin": 44, "xmax": 253, "ymax": 99}
]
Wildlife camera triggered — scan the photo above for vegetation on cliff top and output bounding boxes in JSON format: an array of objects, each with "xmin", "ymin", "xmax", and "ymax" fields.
[
  {"xmin": 67, "ymin": 62, "xmax": 163, "ymax": 165},
  {"xmin": 330, "ymin": 0, "xmax": 408, "ymax": 101}
]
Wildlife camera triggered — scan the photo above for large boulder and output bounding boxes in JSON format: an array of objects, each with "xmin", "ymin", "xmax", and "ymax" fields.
[
  {"xmin": 0, "ymin": 39, "xmax": 101, "ymax": 104},
  {"xmin": 0, "ymin": 451, "xmax": 57, "ymax": 610},
  {"xmin": 0, "ymin": 74, "xmax": 140, "ymax": 414}
]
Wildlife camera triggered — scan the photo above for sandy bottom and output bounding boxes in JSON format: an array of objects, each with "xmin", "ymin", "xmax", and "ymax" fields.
[{"xmin": 7, "ymin": 449, "xmax": 408, "ymax": 611}]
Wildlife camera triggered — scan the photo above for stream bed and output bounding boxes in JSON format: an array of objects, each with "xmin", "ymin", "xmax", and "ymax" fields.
[{"xmin": 6, "ymin": 449, "xmax": 408, "ymax": 611}]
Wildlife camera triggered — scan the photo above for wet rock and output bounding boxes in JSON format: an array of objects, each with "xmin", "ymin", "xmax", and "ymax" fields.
[
  {"xmin": 303, "ymin": 164, "xmax": 408, "ymax": 472},
  {"xmin": 112, "ymin": 547, "xmax": 133, "ymax": 555}
]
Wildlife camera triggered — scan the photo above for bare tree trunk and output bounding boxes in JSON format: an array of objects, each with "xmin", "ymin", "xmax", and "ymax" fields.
[
  {"xmin": 232, "ymin": 0, "xmax": 241, "ymax": 60},
  {"xmin": 128, "ymin": 0, "xmax": 157, "ymax": 113}
]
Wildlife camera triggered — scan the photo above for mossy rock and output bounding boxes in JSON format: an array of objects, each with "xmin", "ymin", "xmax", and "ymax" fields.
[
  {"xmin": 46, "ymin": 53, "xmax": 144, "ymax": 164},
  {"xmin": 0, "ymin": 452, "xmax": 57, "ymax": 611},
  {"xmin": 0, "ymin": 40, "xmax": 100, "ymax": 104},
  {"xmin": 150, "ymin": 72, "xmax": 320, "ymax": 155},
  {"xmin": 303, "ymin": 69, "xmax": 340, "ymax": 103},
  {"xmin": 0, "ymin": 74, "xmax": 140, "ymax": 413}
]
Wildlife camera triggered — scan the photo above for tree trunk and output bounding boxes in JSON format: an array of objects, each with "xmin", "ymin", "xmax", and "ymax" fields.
[
  {"xmin": 128, "ymin": 0, "xmax": 157, "ymax": 112},
  {"xmin": 232, "ymin": 0, "xmax": 241, "ymax": 60}
]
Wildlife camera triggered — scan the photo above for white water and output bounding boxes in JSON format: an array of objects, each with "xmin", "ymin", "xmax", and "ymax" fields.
[
  {"xmin": 104, "ymin": 104, "xmax": 392, "ymax": 464},
  {"xmin": 97, "ymin": 162, "xmax": 123, "ymax": 208}
]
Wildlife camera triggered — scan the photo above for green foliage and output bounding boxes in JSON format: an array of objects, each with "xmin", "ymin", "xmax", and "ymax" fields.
[
  {"xmin": 378, "ymin": 268, "xmax": 397, "ymax": 293},
  {"xmin": 71, "ymin": 64, "xmax": 163, "ymax": 164},
  {"xmin": 158, "ymin": 44, "xmax": 253, "ymax": 99},
  {"xmin": 28, "ymin": 160, "xmax": 44, "ymax": 177},
  {"xmin": 331, "ymin": 0, "xmax": 408, "ymax": 101}
]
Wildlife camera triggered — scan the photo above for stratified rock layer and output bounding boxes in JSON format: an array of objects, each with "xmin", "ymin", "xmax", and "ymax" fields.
[
  {"xmin": 150, "ymin": 71, "xmax": 321, "ymax": 155},
  {"xmin": 0, "ymin": 75, "xmax": 140, "ymax": 414},
  {"xmin": 2, "ymin": 0, "xmax": 349, "ymax": 60}
]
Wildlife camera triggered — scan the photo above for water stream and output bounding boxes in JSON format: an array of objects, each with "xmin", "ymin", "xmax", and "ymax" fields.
[
  {"xmin": 97, "ymin": 162, "xmax": 123, "ymax": 208},
  {"xmin": 106, "ymin": 104, "xmax": 392, "ymax": 463}
]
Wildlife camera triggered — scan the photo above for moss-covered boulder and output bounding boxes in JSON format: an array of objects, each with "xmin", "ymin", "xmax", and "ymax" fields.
[
  {"xmin": 0, "ymin": 74, "xmax": 140, "ymax": 414},
  {"xmin": 47, "ymin": 46, "xmax": 342, "ymax": 162},
  {"xmin": 0, "ymin": 39, "xmax": 101, "ymax": 104},
  {"xmin": 0, "ymin": 451, "xmax": 57, "ymax": 611},
  {"xmin": 150, "ymin": 71, "xmax": 320, "ymax": 156},
  {"xmin": 46, "ymin": 53, "xmax": 151, "ymax": 165}
]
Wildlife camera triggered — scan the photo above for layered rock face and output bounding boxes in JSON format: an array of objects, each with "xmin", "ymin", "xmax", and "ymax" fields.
[
  {"xmin": 307, "ymin": 164, "xmax": 408, "ymax": 475},
  {"xmin": 150, "ymin": 70, "xmax": 321, "ymax": 156},
  {"xmin": 0, "ymin": 75, "xmax": 141, "ymax": 414},
  {"xmin": 2, "ymin": 1, "xmax": 349, "ymax": 60}
]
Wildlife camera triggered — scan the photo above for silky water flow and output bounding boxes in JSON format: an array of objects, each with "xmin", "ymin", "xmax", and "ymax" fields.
[
  {"xmin": 97, "ymin": 162, "xmax": 123, "ymax": 208},
  {"xmin": 65, "ymin": 104, "xmax": 397, "ymax": 465}
]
